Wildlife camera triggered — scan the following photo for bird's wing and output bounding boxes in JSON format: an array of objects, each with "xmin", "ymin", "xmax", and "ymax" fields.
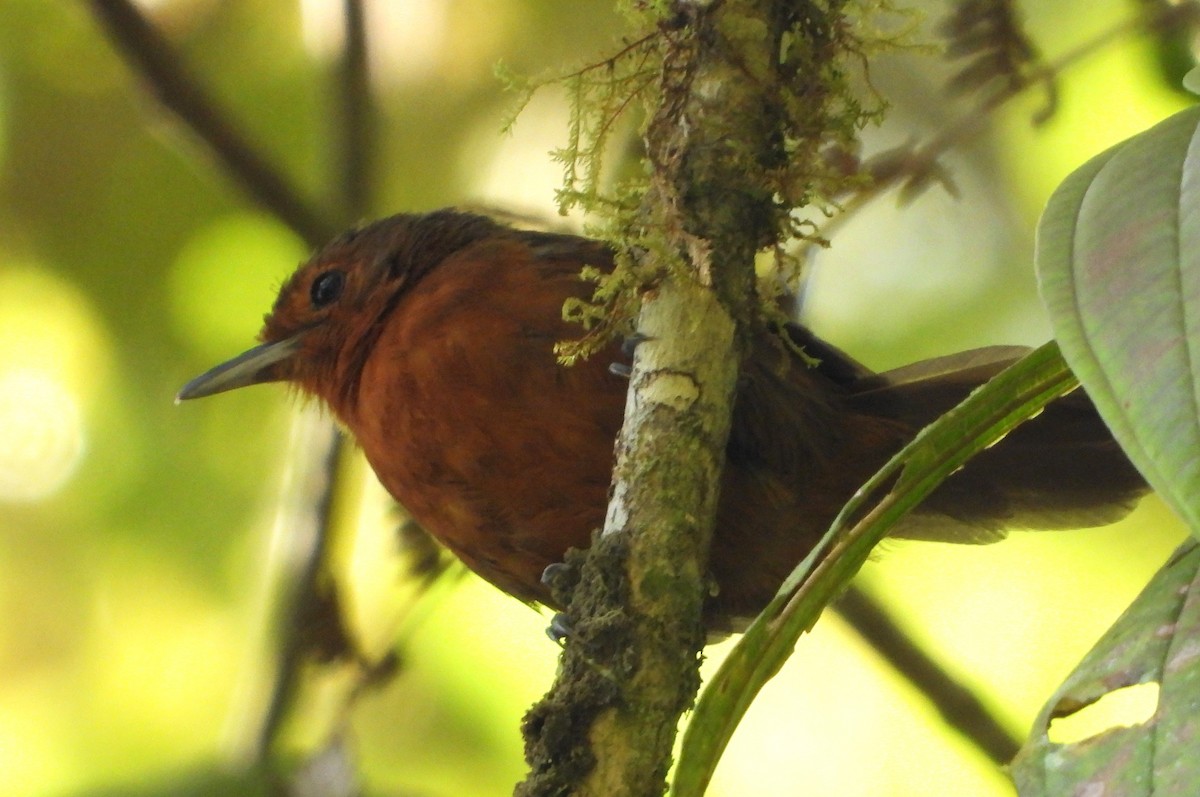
[{"xmin": 842, "ymin": 345, "xmax": 1146, "ymax": 541}]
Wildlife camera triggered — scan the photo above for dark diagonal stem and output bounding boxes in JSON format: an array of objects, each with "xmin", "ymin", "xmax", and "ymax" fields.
[{"xmin": 88, "ymin": 0, "xmax": 334, "ymax": 246}]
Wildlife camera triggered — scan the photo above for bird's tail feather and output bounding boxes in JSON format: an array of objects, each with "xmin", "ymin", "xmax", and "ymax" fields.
[{"xmin": 845, "ymin": 347, "xmax": 1149, "ymax": 542}]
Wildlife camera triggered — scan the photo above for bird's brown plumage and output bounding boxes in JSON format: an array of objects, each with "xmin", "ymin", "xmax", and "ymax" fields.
[{"xmin": 178, "ymin": 209, "xmax": 1149, "ymax": 626}]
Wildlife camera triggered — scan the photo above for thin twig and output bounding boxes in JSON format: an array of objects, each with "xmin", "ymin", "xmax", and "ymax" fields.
[
  {"xmin": 806, "ymin": 0, "xmax": 1198, "ymax": 253},
  {"xmin": 88, "ymin": 0, "xmax": 369, "ymax": 772},
  {"xmin": 258, "ymin": 0, "xmax": 376, "ymax": 780},
  {"xmin": 835, "ymin": 585, "xmax": 1021, "ymax": 765},
  {"xmin": 338, "ymin": 0, "xmax": 373, "ymax": 219},
  {"xmin": 88, "ymin": 0, "xmax": 335, "ymax": 246},
  {"xmin": 255, "ymin": 432, "xmax": 346, "ymax": 760}
]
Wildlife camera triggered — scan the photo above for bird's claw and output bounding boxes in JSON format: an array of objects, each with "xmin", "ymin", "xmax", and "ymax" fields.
[
  {"xmin": 541, "ymin": 561, "xmax": 572, "ymax": 590},
  {"xmin": 622, "ymin": 332, "xmax": 652, "ymax": 358},
  {"xmin": 609, "ymin": 332, "xmax": 653, "ymax": 379},
  {"xmin": 546, "ymin": 611, "xmax": 572, "ymax": 646}
]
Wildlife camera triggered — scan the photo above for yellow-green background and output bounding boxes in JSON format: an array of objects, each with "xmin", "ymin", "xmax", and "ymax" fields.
[{"xmin": 0, "ymin": 1, "xmax": 1188, "ymax": 795}]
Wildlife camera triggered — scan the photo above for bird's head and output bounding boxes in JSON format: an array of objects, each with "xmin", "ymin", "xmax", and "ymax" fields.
[{"xmin": 176, "ymin": 210, "xmax": 503, "ymax": 412}]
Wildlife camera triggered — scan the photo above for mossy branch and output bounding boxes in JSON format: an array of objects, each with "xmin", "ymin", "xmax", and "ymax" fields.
[
  {"xmin": 516, "ymin": 2, "xmax": 893, "ymax": 795},
  {"xmin": 499, "ymin": 1, "xmax": 910, "ymax": 367}
]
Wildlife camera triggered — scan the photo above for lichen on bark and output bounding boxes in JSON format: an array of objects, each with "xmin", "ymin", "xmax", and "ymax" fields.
[{"xmin": 516, "ymin": 3, "xmax": 894, "ymax": 796}]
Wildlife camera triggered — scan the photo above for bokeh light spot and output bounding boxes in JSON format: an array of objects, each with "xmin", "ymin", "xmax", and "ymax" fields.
[
  {"xmin": 0, "ymin": 264, "xmax": 108, "ymax": 502},
  {"xmin": 300, "ymin": 0, "xmax": 508, "ymax": 85},
  {"xmin": 0, "ymin": 369, "xmax": 84, "ymax": 502},
  {"xmin": 0, "ymin": 265, "xmax": 109, "ymax": 397}
]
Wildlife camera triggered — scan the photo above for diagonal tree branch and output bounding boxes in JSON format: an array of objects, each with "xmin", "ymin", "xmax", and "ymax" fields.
[
  {"xmin": 837, "ymin": 585, "xmax": 1021, "ymax": 765},
  {"xmin": 88, "ymin": 0, "xmax": 335, "ymax": 246}
]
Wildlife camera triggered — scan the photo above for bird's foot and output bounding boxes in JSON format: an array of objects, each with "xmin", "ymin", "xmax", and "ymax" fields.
[
  {"xmin": 545, "ymin": 611, "xmax": 573, "ymax": 646},
  {"xmin": 541, "ymin": 556, "xmax": 585, "ymax": 645},
  {"xmin": 608, "ymin": 332, "xmax": 652, "ymax": 378},
  {"xmin": 541, "ymin": 560, "xmax": 578, "ymax": 598}
]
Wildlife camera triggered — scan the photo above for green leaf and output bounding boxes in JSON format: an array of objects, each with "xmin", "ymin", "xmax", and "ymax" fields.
[
  {"xmin": 1036, "ymin": 104, "xmax": 1200, "ymax": 536},
  {"xmin": 1010, "ymin": 541, "xmax": 1200, "ymax": 796},
  {"xmin": 1183, "ymin": 67, "xmax": 1200, "ymax": 97},
  {"xmin": 671, "ymin": 343, "xmax": 1078, "ymax": 797}
]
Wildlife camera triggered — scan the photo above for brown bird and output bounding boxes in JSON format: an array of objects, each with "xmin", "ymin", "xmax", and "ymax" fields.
[{"xmin": 178, "ymin": 209, "xmax": 1148, "ymax": 628}]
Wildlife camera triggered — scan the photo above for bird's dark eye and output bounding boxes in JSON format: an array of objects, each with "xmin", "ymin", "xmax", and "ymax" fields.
[{"xmin": 310, "ymin": 270, "xmax": 345, "ymax": 309}]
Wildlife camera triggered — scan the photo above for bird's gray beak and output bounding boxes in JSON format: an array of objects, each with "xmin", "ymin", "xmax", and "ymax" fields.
[{"xmin": 176, "ymin": 334, "xmax": 303, "ymax": 403}]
